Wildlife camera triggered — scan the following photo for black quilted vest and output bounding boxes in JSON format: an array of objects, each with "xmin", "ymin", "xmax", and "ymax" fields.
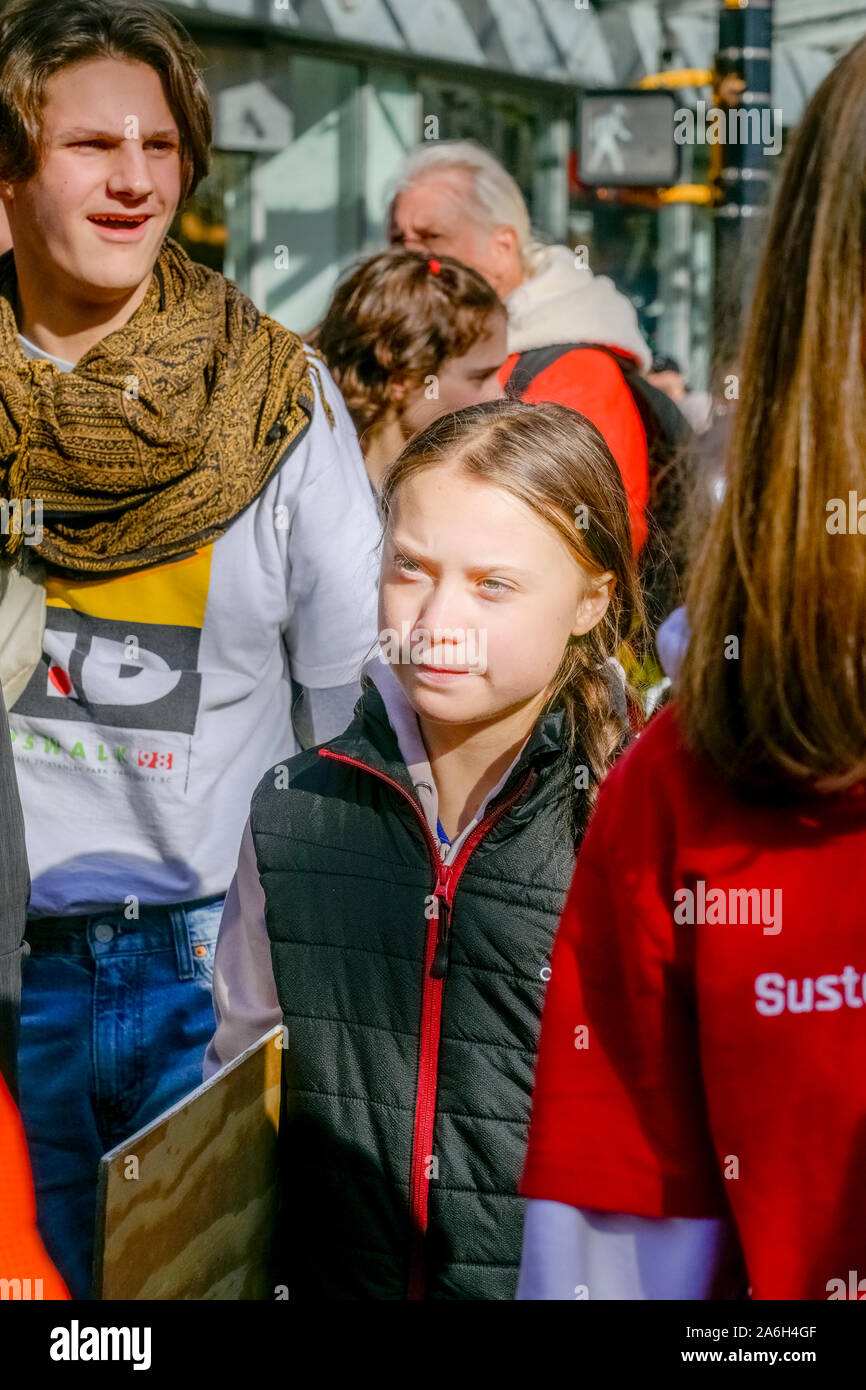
[{"xmin": 250, "ymin": 677, "xmax": 578, "ymax": 1300}]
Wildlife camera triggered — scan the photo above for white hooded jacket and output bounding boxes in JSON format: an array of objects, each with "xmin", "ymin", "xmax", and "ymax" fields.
[{"xmin": 506, "ymin": 244, "xmax": 653, "ymax": 372}]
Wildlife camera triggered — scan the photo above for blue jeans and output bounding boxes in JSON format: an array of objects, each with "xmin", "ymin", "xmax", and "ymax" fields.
[{"xmin": 17, "ymin": 896, "xmax": 224, "ymax": 1300}]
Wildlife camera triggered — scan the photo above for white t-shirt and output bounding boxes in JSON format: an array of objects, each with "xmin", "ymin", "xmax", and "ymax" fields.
[{"xmin": 10, "ymin": 337, "xmax": 381, "ymax": 915}]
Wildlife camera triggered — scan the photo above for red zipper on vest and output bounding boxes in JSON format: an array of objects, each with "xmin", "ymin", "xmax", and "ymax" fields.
[{"xmin": 317, "ymin": 746, "xmax": 534, "ymax": 1298}]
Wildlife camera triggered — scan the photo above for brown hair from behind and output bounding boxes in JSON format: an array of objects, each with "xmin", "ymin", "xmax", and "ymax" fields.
[
  {"xmin": 313, "ymin": 249, "xmax": 505, "ymax": 440},
  {"xmin": 378, "ymin": 398, "xmax": 644, "ymax": 839},
  {"xmin": 679, "ymin": 36, "xmax": 866, "ymax": 790},
  {"xmin": 0, "ymin": 0, "xmax": 212, "ymax": 203}
]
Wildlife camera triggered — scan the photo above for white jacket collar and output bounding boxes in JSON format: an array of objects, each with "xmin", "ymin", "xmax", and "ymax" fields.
[
  {"xmin": 506, "ymin": 244, "xmax": 652, "ymax": 372},
  {"xmin": 363, "ymin": 654, "xmax": 527, "ymax": 862}
]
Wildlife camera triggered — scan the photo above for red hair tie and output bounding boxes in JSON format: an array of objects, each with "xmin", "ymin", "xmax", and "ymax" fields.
[{"xmin": 428, "ymin": 258, "xmax": 441, "ymax": 275}]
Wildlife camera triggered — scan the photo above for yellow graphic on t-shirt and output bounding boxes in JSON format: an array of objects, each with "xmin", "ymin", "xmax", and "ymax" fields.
[{"xmin": 45, "ymin": 546, "xmax": 213, "ymax": 627}]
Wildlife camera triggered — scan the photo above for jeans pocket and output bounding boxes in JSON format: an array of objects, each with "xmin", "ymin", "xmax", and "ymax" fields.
[{"xmin": 185, "ymin": 898, "xmax": 224, "ymax": 989}]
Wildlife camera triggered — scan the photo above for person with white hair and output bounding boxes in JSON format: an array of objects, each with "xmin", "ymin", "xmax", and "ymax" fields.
[{"xmin": 388, "ymin": 140, "xmax": 654, "ymax": 554}]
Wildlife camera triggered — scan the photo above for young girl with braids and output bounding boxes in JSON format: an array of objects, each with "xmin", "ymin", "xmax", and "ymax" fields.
[
  {"xmin": 314, "ymin": 249, "xmax": 507, "ymax": 488},
  {"xmin": 204, "ymin": 399, "xmax": 642, "ymax": 1300}
]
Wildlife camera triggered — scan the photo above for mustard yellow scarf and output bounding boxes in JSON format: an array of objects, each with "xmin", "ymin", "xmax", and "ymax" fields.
[{"xmin": 0, "ymin": 236, "xmax": 325, "ymax": 574}]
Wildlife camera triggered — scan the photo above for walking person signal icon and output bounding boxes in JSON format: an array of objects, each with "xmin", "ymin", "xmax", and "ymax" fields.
[{"xmin": 578, "ymin": 91, "xmax": 680, "ymax": 188}]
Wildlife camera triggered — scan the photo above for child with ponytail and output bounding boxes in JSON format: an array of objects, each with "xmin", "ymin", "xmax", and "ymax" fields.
[
  {"xmin": 205, "ymin": 398, "xmax": 642, "ymax": 1299},
  {"xmin": 314, "ymin": 249, "xmax": 507, "ymax": 488},
  {"xmin": 518, "ymin": 38, "xmax": 866, "ymax": 1302}
]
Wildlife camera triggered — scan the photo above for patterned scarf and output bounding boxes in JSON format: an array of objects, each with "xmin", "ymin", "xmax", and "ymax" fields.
[{"xmin": 0, "ymin": 236, "xmax": 327, "ymax": 575}]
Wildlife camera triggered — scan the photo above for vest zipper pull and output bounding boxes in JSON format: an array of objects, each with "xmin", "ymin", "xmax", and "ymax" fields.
[
  {"xmin": 430, "ymin": 866, "xmax": 452, "ymax": 979},
  {"xmin": 430, "ymin": 897, "xmax": 451, "ymax": 979}
]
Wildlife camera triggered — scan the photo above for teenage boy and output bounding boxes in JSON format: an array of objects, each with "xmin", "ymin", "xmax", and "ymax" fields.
[{"xmin": 0, "ymin": 0, "xmax": 379, "ymax": 1298}]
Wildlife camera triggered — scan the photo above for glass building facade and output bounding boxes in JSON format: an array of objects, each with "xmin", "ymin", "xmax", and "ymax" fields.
[{"xmin": 168, "ymin": 25, "xmax": 573, "ymax": 339}]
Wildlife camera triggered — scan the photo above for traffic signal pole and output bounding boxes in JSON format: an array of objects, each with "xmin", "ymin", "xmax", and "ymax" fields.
[{"xmin": 711, "ymin": 0, "xmax": 775, "ymax": 380}]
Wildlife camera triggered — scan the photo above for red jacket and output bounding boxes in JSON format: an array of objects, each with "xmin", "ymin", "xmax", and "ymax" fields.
[
  {"xmin": 0, "ymin": 1075, "xmax": 69, "ymax": 1299},
  {"xmin": 501, "ymin": 346, "xmax": 649, "ymax": 554}
]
